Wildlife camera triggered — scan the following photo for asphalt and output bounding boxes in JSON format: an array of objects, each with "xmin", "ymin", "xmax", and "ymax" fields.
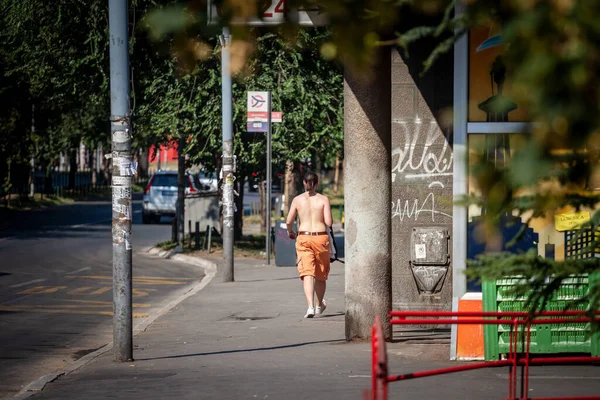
[
  {"xmin": 19, "ymin": 253, "xmax": 600, "ymax": 400},
  {"xmin": 0, "ymin": 198, "xmax": 203, "ymax": 399}
]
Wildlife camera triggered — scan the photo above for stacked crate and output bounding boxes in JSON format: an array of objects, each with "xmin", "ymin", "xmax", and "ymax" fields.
[
  {"xmin": 483, "ymin": 227, "xmax": 600, "ymax": 361},
  {"xmin": 483, "ymin": 275, "xmax": 599, "ymax": 360}
]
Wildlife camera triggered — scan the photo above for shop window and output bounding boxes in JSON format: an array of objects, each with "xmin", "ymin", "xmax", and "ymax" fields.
[
  {"xmin": 466, "ymin": 133, "xmax": 599, "ymax": 291},
  {"xmin": 468, "ymin": 23, "xmax": 528, "ymax": 122},
  {"xmin": 467, "ymin": 133, "xmax": 538, "ymax": 291}
]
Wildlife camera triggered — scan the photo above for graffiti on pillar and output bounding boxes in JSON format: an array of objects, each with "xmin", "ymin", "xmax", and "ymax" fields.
[
  {"xmin": 392, "ymin": 117, "xmax": 453, "ymax": 295},
  {"xmin": 391, "ymin": 120, "xmax": 453, "ymax": 222},
  {"xmin": 391, "ymin": 120, "xmax": 453, "ymax": 183},
  {"xmin": 391, "ymin": 193, "xmax": 452, "ymax": 222}
]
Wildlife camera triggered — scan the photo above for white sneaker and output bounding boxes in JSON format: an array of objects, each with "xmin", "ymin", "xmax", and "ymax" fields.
[
  {"xmin": 304, "ymin": 307, "xmax": 315, "ymax": 318},
  {"xmin": 316, "ymin": 300, "xmax": 327, "ymax": 316}
]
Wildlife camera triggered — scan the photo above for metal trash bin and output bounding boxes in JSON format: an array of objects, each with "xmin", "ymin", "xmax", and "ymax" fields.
[{"xmin": 274, "ymin": 220, "xmax": 297, "ymax": 267}]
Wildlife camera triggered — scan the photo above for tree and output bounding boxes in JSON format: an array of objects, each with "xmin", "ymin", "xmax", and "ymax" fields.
[{"xmin": 0, "ymin": 0, "xmax": 111, "ymax": 194}]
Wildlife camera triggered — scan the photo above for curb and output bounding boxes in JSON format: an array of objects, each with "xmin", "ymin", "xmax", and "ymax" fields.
[{"xmin": 13, "ymin": 248, "xmax": 217, "ymax": 399}]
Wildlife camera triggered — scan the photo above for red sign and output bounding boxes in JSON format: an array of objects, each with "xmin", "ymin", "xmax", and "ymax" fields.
[
  {"xmin": 247, "ymin": 111, "xmax": 283, "ymax": 122},
  {"xmin": 271, "ymin": 112, "xmax": 283, "ymax": 123},
  {"xmin": 247, "ymin": 111, "xmax": 269, "ymax": 121}
]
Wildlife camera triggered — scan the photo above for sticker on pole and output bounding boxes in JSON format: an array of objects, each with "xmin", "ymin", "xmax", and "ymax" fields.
[{"xmin": 247, "ymin": 91, "xmax": 269, "ymax": 122}]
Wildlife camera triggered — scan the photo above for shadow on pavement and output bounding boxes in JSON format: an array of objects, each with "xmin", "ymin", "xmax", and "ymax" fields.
[
  {"xmin": 315, "ymin": 312, "xmax": 345, "ymax": 318},
  {"xmin": 136, "ymin": 338, "xmax": 346, "ymax": 361},
  {"xmin": 238, "ymin": 276, "xmax": 300, "ymax": 283},
  {"xmin": 0, "ymin": 226, "xmax": 110, "ymax": 241}
]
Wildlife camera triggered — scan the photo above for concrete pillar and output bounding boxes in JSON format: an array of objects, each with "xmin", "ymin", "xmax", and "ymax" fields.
[{"xmin": 344, "ymin": 49, "xmax": 392, "ymax": 341}]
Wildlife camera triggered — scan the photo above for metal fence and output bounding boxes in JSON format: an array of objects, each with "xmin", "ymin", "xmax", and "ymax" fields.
[{"xmin": 2, "ymin": 169, "xmax": 148, "ymax": 200}]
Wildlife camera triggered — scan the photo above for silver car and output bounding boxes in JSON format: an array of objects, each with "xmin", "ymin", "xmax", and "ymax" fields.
[{"xmin": 142, "ymin": 170, "xmax": 198, "ymax": 224}]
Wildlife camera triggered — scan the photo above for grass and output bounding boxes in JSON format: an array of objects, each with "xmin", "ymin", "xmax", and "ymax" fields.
[
  {"xmin": 0, "ymin": 193, "xmax": 74, "ymax": 210},
  {"xmin": 156, "ymin": 240, "xmax": 178, "ymax": 251},
  {"xmin": 323, "ymin": 187, "xmax": 344, "ymax": 223},
  {"xmin": 0, "ymin": 182, "xmax": 147, "ymax": 211},
  {"xmin": 181, "ymin": 231, "xmax": 268, "ymax": 258},
  {"xmin": 323, "ymin": 186, "xmax": 344, "ymax": 206},
  {"xmin": 244, "ymin": 214, "xmax": 263, "ymax": 224}
]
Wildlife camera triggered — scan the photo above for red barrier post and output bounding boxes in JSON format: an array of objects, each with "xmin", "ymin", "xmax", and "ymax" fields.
[
  {"xmin": 371, "ymin": 324, "xmax": 377, "ymax": 400},
  {"xmin": 372, "ymin": 311, "xmax": 600, "ymax": 400},
  {"xmin": 373, "ymin": 315, "xmax": 388, "ymax": 400}
]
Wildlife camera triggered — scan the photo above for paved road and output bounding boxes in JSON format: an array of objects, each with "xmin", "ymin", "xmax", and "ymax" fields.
[{"xmin": 0, "ymin": 196, "xmax": 204, "ymax": 399}]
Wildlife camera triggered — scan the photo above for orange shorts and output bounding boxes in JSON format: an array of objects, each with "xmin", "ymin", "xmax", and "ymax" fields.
[{"xmin": 296, "ymin": 234, "xmax": 330, "ymax": 281}]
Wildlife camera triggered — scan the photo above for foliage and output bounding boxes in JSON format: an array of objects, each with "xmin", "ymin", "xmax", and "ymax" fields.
[
  {"xmin": 0, "ymin": 0, "xmax": 110, "ymax": 167},
  {"xmin": 156, "ymin": 239, "xmax": 178, "ymax": 251},
  {"xmin": 158, "ymin": 0, "xmax": 600, "ymax": 314},
  {"xmin": 227, "ymin": 28, "xmax": 343, "ymax": 179},
  {"xmin": 138, "ymin": 16, "xmax": 344, "ymax": 179},
  {"xmin": 452, "ymin": 0, "xmax": 600, "ymax": 315}
]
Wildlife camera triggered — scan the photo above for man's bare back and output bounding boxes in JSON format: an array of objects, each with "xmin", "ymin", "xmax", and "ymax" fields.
[
  {"xmin": 286, "ymin": 171, "xmax": 332, "ymax": 318},
  {"xmin": 287, "ymin": 192, "xmax": 333, "ymax": 234}
]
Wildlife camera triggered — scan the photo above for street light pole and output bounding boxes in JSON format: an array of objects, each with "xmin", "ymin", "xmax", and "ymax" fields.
[
  {"xmin": 221, "ymin": 27, "xmax": 235, "ymax": 282},
  {"xmin": 109, "ymin": 0, "xmax": 133, "ymax": 362}
]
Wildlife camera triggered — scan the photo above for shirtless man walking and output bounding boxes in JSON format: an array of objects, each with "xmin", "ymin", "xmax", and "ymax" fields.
[{"xmin": 286, "ymin": 171, "xmax": 333, "ymax": 318}]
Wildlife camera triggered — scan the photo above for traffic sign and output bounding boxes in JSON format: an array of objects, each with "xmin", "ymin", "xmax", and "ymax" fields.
[
  {"xmin": 247, "ymin": 91, "xmax": 269, "ymax": 122},
  {"xmin": 247, "ymin": 121, "xmax": 269, "ymax": 132},
  {"xmin": 248, "ymin": 92, "xmax": 268, "ymax": 111},
  {"xmin": 271, "ymin": 112, "xmax": 282, "ymax": 123},
  {"xmin": 208, "ymin": 0, "xmax": 327, "ymax": 27},
  {"xmin": 247, "ymin": 91, "xmax": 282, "ymax": 123}
]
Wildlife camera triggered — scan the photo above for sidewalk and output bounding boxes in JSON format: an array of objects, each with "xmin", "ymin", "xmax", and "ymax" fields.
[{"xmin": 28, "ymin": 256, "xmax": 600, "ymax": 399}]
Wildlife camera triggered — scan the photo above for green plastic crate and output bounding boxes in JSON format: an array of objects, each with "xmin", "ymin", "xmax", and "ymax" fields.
[{"xmin": 483, "ymin": 274, "xmax": 600, "ymax": 360}]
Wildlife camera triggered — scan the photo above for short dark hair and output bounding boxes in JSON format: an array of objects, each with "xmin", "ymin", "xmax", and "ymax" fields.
[{"xmin": 303, "ymin": 171, "xmax": 318, "ymax": 191}]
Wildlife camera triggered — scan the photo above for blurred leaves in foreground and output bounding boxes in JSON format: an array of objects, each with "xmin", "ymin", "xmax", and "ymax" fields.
[{"xmin": 143, "ymin": 0, "xmax": 600, "ymax": 314}]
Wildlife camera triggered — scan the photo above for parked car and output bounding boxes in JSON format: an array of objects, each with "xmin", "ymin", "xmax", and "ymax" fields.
[{"xmin": 142, "ymin": 170, "xmax": 198, "ymax": 224}]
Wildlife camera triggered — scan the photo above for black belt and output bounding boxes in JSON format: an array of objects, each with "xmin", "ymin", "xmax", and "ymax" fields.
[{"xmin": 298, "ymin": 231, "xmax": 328, "ymax": 236}]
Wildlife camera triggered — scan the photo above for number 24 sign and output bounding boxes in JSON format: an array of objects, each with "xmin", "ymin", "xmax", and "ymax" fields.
[{"xmin": 208, "ymin": 0, "xmax": 327, "ymax": 27}]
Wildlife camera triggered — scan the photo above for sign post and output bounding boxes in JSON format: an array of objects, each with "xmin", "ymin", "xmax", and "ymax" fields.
[
  {"xmin": 266, "ymin": 93, "xmax": 273, "ymax": 265},
  {"xmin": 247, "ymin": 91, "xmax": 277, "ymax": 264}
]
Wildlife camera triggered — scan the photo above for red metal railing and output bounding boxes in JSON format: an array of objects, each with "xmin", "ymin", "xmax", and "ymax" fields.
[{"xmin": 369, "ymin": 311, "xmax": 600, "ymax": 400}]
